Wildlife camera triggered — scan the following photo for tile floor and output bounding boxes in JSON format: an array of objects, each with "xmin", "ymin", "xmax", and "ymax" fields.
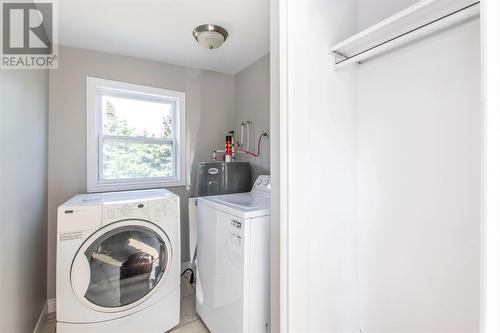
[
  {"xmin": 40, "ymin": 312, "xmax": 56, "ymax": 333},
  {"xmin": 170, "ymin": 275, "xmax": 209, "ymax": 333},
  {"xmin": 39, "ymin": 274, "xmax": 209, "ymax": 333}
]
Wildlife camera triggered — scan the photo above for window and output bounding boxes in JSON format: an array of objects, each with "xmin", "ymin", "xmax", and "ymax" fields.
[{"xmin": 87, "ymin": 77, "xmax": 185, "ymax": 192}]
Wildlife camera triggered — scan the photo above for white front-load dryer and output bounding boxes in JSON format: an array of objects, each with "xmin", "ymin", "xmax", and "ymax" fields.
[{"xmin": 56, "ymin": 189, "xmax": 180, "ymax": 332}]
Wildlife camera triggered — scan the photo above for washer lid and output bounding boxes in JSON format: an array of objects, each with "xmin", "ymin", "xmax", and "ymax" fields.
[
  {"xmin": 70, "ymin": 219, "xmax": 172, "ymax": 313},
  {"xmin": 198, "ymin": 192, "xmax": 270, "ymax": 219}
]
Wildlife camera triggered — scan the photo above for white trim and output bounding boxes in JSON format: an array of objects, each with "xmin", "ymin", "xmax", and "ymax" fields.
[
  {"xmin": 280, "ymin": 0, "xmax": 314, "ymax": 329},
  {"xmin": 33, "ymin": 301, "xmax": 48, "ymax": 333},
  {"xmin": 86, "ymin": 77, "xmax": 186, "ymax": 192},
  {"xmin": 482, "ymin": 0, "xmax": 500, "ymax": 332},
  {"xmin": 279, "ymin": 0, "xmax": 290, "ymax": 330},
  {"xmin": 47, "ymin": 298, "xmax": 56, "ymax": 313},
  {"xmin": 270, "ymin": 0, "xmax": 281, "ymax": 331}
]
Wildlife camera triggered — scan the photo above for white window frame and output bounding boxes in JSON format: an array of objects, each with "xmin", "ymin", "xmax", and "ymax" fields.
[{"xmin": 86, "ymin": 77, "xmax": 186, "ymax": 192}]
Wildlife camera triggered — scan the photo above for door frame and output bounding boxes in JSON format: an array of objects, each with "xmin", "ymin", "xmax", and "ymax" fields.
[
  {"xmin": 481, "ymin": 1, "xmax": 500, "ymax": 332},
  {"xmin": 277, "ymin": 0, "xmax": 309, "ymax": 330}
]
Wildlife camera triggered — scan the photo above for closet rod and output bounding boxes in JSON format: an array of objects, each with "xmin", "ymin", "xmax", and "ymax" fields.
[{"xmin": 332, "ymin": 1, "xmax": 480, "ymax": 67}]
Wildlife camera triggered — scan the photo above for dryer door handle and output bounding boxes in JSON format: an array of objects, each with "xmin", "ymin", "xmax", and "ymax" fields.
[{"xmin": 71, "ymin": 252, "xmax": 91, "ymax": 298}]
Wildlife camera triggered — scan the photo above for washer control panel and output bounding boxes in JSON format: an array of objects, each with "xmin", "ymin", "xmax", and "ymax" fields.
[
  {"xmin": 252, "ymin": 175, "xmax": 271, "ymax": 193},
  {"xmin": 103, "ymin": 201, "xmax": 149, "ymax": 221},
  {"xmin": 230, "ymin": 218, "xmax": 243, "ymax": 247}
]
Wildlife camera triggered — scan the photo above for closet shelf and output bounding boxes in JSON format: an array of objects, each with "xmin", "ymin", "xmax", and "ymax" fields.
[{"xmin": 329, "ymin": 0, "xmax": 480, "ymax": 69}]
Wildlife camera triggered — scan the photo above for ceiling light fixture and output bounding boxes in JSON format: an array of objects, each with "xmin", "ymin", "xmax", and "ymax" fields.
[{"xmin": 192, "ymin": 24, "xmax": 228, "ymax": 49}]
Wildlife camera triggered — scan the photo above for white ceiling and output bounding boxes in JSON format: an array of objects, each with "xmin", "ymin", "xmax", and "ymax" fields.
[{"xmin": 59, "ymin": 0, "xmax": 270, "ymax": 74}]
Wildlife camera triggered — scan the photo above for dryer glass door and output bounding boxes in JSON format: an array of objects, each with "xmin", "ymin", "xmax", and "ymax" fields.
[{"xmin": 74, "ymin": 223, "xmax": 169, "ymax": 309}]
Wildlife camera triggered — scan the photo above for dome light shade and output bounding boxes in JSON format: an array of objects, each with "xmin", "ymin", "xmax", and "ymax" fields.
[{"xmin": 193, "ymin": 24, "xmax": 228, "ymax": 49}]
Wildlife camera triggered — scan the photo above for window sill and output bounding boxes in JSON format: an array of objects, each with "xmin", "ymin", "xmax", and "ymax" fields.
[{"xmin": 87, "ymin": 179, "xmax": 185, "ymax": 193}]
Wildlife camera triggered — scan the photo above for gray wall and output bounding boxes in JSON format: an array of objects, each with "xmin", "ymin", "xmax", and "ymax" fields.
[
  {"xmin": 47, "ymin": 46, "xmax": 236, "ymax": 298},
  {"xmin": 235, "ymin": 54, "xmax": 270, "ymax": 181},
  {"xmin": 0, "ymin": 70, "xmax": 48, "ymax": 332}
]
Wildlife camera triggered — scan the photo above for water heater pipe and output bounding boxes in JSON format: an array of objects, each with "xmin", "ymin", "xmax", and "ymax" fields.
[
  {"xmin": 237, "ymin": 131, "xmax": 268, "ymax": 157},
  {"xmin": 240, "ymin": 122, "xmax": 245, "ymax": 147},
  {"xmin": 246, "ymin": 121, "xmax": 251, "ymax": 151}
]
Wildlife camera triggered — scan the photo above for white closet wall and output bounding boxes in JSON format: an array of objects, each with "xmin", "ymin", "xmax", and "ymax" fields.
[
  {"xmin": 306, "ymin": 0, "xmax": 359, "ymax": 330},
  {"xmin": 283, "ymin": 0, "xmax": 359, "ymax": 330},
  {"xmin": 356, "ymin": 18, "xmax": 481, "ymax": 332},
  {"xmin": 282, "ymin": 0, "xmax": 482, "ymax": 331},
  {"xmin": 355, "ymin": 0, "xmax": 420, "ymax": 32}
]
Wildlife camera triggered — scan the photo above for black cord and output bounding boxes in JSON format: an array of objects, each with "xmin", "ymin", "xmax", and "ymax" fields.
[{"xmin": 181, "ymin": 268, "xmax": 195, "ymax": 284}]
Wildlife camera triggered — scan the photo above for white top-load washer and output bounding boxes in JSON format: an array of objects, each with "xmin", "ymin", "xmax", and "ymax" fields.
[
  {"xmin": 196, "ymin": 175, "xmax": 271, "ymax": 333},
  {"xmin": 56, "ymin": 189, "xmax": 180, "ymax": 333}
]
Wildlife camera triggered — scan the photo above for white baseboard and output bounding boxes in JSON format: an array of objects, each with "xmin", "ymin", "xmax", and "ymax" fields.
[
  {"xmin": 47, "ymin": 298, "xmax": 56, "ymax": 313},
  {"xmin": 33, "ymin": 301, "xmax": 48, "ymax": 333}
]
